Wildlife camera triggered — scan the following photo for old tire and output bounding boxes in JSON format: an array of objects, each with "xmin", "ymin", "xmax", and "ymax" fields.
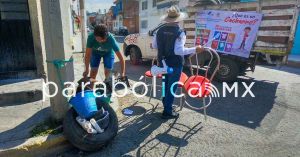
[
  {"xmin": 63, "ymin": 98, "xmax": 118, "ymax": 152},
  {"xmin": 129, "ymin": 47, "xmax": 142, "ymax": 65},
  {"xmin": 213, "ymin": 58, "xmax": 239, "ymax": 82}
]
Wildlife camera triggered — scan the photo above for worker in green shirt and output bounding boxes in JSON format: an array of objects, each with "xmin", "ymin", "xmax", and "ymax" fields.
[{"xmin": 83, "ymin": 24, "xmax": 126, "ymax": 83}]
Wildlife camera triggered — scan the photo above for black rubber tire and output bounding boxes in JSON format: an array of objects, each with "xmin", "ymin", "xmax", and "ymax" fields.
[
  {"xmin": 63, "ymin": 98, "xmax": 118, "ymax": 152},
  {"xmin": 129, "ymin": 47, "xmax": 142, "ymax": 65},
  {"xmin": 212, "ymin": 58, "xmax": 239, "ymax": 82}
]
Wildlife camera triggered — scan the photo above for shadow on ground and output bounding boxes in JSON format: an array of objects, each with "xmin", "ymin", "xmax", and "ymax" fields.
[
  {"xmin": 56, "ymin": 59, "xmax": 282, "ymax": 156},
  {"xmin": 0, "ymin": 107, "xmax": 51, "ymax": 150},
  {"xmin": 114, "ymin": 60, "xmax": 279, "ymax": 129},
  {"xmin": 66, "ymin": 101, "xmax": 203, "ymax": 157},
  {"xmin": 259, "ymin": 65, "xmax": 300, "ymax": 76}
]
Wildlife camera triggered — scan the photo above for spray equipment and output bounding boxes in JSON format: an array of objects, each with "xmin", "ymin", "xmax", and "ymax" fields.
[{"xmin": 150, "ymin": 60, "xmax": 174, "ymax": 76}]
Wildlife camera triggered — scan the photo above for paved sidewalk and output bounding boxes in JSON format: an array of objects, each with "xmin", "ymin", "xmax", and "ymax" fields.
[
  {"xmin": 0, "ymin": 79, "xmax": 50, "ymax": 150},
  {"xmin": 0, "ymin": 52, "xmax": 123, "ymax": 156},
  {"xmin": 287, "ymin": 54, "xmax": 300, "ymax": 68}
]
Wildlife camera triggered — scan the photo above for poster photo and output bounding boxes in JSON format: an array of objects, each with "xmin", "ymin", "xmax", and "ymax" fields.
[{"xmin": 195, "ymin": 10, "xmax": 263, "ymax": 58}]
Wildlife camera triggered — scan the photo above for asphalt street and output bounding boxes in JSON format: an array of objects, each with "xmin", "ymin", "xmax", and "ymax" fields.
[{"xmin": 56, "ymin": 56, "xmax": 300, "ymax": 157}]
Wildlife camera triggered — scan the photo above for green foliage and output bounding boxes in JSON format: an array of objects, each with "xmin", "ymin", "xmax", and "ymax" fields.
[{"xmin": 30, "ymin": 118, "xmax": 62, "ymax": 137}]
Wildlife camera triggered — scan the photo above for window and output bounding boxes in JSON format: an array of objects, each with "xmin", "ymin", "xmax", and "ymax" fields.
[
  {"xmin": 141, "ymin": 20, "xmax": 148, "ymax": 29},
  {"xmin": 142, "ymin": 1, "xmax": 148, "ymax": 10},
  {"xmin": 153, "ymin": 0, "xmax": 157, "ymax": 7}
]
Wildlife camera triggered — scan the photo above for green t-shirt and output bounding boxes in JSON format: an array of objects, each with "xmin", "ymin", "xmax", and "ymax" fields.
[{"xmin": 86, "ymin": 33, "xmax": 120, "ymax": 56}]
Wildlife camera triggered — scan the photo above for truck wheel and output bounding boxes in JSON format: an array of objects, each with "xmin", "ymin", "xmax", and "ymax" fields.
[
  {"xmin": 63, "ymin": 98, "xmax": 118, "ymax": 152},
  {"xmin": 213, "ymin": 58, "xmax": 239, "ymax": 82},
  {"xmin": 129, "ymin": 47, "xmax": 141, "ymax": 65}
]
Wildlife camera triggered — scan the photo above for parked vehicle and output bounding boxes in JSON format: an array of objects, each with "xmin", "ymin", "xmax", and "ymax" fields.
[
  {"xmin": 118, "ymin": 26, "xmax": 129, "ymax": 36},
  {"xmin": 124, "ymin": 23, "xmax": 253, "ymax": 82},
  {"xmin": 124, "ymin": 0, "xmax": 300, "ymax": 82},
  {"xmin": 123, "ymin": 23, "xmax": 164, "ymax": 65}
]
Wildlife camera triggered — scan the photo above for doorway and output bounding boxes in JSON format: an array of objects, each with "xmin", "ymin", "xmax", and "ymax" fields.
[{"xmin": 0, "ymin": 0, "xmax": 36, "ymax": 80}]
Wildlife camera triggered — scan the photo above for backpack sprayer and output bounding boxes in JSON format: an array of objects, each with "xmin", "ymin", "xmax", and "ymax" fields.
[{"xmin": 150, "ymin": 60, "xmax": 174, "ymax": 76}]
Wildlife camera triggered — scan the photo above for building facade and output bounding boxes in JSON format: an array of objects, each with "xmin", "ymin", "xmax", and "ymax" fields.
[
  {"xmin": 105, "ymin": 6, "xmax": 116, "ymax": 32},
  {"xmin": 0, "ymin": 0, "xmax": 88, "ymax": 119},
  {"xmin": 95, "ymin": 13, "xmax": 105, "ymax": 25},
  {"xmin": 0, "ymin": 0, "xmax": 84, "ymax": 80},
  {"xmin": 139, "ymin": 0, "xmax": 182, "ymax": 34},
  {"xmin": 138, "ymin": 0, "xmax": 226, "ymax": 33},
  {"xmin": 114, "ymin": 0, "xmax": 139, "ymax": 34},
  {"xmin": 87, "ymin": 12, "xmax": 97, "ymax": 27}
]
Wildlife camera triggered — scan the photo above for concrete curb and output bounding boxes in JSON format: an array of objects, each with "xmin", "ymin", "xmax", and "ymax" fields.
[
  {"xmin": 287, "ymin": 60, "xmax": 300, "ymax": 68},
  {"xmin": 0, "ymin": 96, "xmax": 121, "ymax": 157},
  {"xmin": 0, "ymin": 134, "xmax": 70, "ymax": 157}
]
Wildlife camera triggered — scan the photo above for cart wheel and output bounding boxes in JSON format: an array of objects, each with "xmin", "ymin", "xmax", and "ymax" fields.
[{"xmin": 63, "ymin": 98, "xmax": 118, "ymax": 152}]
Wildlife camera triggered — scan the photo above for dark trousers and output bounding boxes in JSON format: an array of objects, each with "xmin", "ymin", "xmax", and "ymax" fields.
[{"xmin": 162, "ymin": 66, "xmax": 183, "ymax": 114}]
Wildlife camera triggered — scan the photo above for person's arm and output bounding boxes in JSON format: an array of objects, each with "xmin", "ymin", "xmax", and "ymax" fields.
[
  {"xmin": 83, "ymin": 35, "xmax": 94, "ymax": 77},
  {"xmin": 115, "ymin": 51, "xmax": 125, "ymax": 77},
  {"xmin": 83, "ymin": 48, "xmax": 92, "ymax": 77},
  {"xmin": 174, "ymin": 32, "xmax": 203, "ymax": 55},
  {"xmin": 111, "ymin": 35, "xmax": 126, "ymax": 77}
]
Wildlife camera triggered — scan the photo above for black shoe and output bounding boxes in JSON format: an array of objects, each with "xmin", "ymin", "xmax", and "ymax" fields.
[{"xmin": 161, "ymin": 111, "xmax": 179, "ymax": 119}]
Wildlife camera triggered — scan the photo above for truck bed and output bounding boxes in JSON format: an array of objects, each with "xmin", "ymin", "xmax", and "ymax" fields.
[{"xmin": 183, "ymin": 0, "xmax": 300, "ymax": 56}]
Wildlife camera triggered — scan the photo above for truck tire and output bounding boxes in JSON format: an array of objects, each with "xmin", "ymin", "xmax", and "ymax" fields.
[
  {"xmin": 212, "ymin": 58, "xmax": 239, "ymax": 82},
  {"xmin": 63, "ymin": 98, "xmax": 118, "ymax": 152},
  {"xmin": 129, "ymin": 47, "xmax": 142, "ymax": 65}
]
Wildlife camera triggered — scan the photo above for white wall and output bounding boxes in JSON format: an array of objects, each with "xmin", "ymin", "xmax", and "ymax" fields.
[
  {"xmin": 138, "ymin": 0, "xmax": 184, "ymax": 34},
  {"xmin": 139, "ymin": 0, "xmax": 166, "ymax": 34}
]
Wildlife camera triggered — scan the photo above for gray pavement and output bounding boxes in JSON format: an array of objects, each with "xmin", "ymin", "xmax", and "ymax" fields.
[
  {"xmin": 56, "ymin": 60, "xmax": 300, "ymax": 157},
  {"xmin": 0, "ymin": 79, "xmax": 51, "ymax": 150},
  {"xmin": 0, "ymin": 52, "xmax": 120, "ymax": 151}
]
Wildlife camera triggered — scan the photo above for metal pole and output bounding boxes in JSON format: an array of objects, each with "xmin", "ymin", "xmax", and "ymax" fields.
[{"xmin": 80, "ymin": 0, "xmax": 87, "ymax": 54}]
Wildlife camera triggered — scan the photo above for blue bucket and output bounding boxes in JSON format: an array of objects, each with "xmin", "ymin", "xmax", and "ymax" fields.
[{"xmin": 69, "ymin": 90, "xmax": 98, "ymax": 119}]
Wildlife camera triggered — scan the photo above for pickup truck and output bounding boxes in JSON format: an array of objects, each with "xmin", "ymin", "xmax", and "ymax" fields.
[{"xmin": 123, "ymin": 0, "xmax": 300, "ymax": 82}]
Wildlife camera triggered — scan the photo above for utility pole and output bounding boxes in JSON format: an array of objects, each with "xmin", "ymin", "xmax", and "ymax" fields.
[
  {"xmin": 41, "ymin": 0, "xmax": 75, "ymax": 120},
  {"xmin": 80, "ymin": 0, "xmax": 87, "ymax": 53}
]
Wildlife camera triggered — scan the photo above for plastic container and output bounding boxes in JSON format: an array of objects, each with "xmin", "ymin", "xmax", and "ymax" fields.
[{"xmin": 69, "ymin": 90, "xmax": 98, "ymax": 119}]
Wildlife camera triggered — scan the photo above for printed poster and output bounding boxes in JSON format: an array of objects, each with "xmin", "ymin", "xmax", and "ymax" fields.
[{"xmin": 195, "ymin": 10, "xmax": 263, "ymax": 58}]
